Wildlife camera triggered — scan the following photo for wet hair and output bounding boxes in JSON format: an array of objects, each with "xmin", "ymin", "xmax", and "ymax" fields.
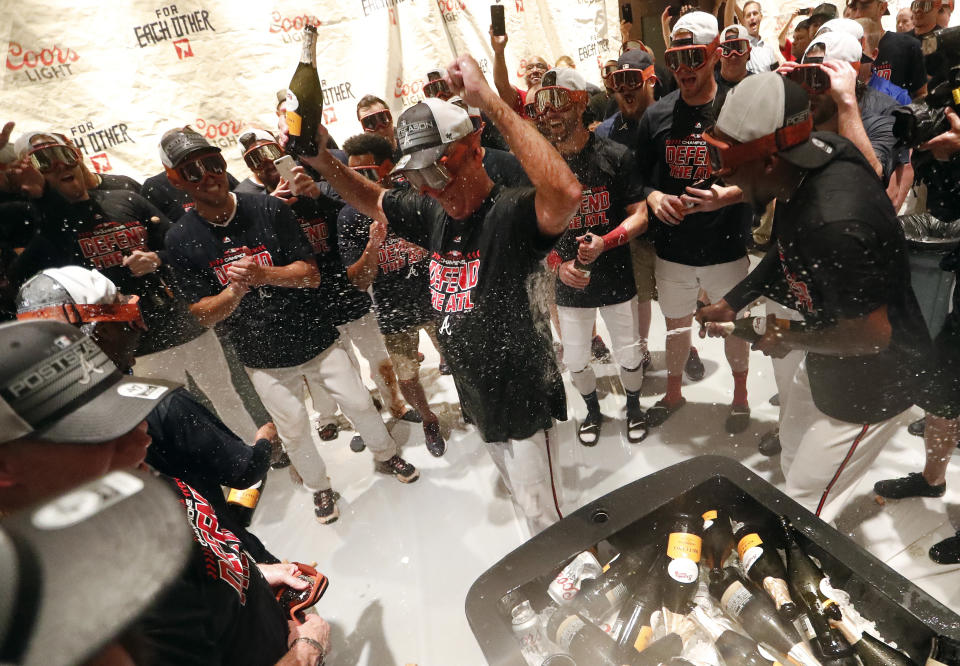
[
  {"xmin": 343, "ymin": 133, "xmax": 394, "ymax": 164},
  {"xmin": 356, "ymin": 95, "xmax": 388, "ymax": 118}
]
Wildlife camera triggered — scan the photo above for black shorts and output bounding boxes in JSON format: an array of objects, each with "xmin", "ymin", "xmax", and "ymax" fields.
[{"xmin": 918, "ymin": 313, "xmax": 960, "ymax": 419}]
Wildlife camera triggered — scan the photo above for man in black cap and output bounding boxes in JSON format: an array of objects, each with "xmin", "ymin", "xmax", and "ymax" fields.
[
  {"xmin": 697, "ymin": 73, "xmax": 932, "ymax": 522},
  {"xmin": 160, "ymin": 126, "xmax": 420, "ymax": 525},
  {"xmin": 297, "ymin": 56, "xmax": 582, "ymax": 537},
  {"xmin": 0, "ymin": 318, "xmax": 331, "ymax": 665}
]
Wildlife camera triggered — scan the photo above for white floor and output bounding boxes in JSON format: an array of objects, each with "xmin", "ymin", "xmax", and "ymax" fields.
[{"xmin": 250, "ymin": 301, "xmax": 960, "ymax": 666}]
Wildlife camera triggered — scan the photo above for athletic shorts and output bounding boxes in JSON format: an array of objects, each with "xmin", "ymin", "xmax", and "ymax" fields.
[{"xmin": 630, "ymin": 238, "xmax": 657, "ymax": 303}]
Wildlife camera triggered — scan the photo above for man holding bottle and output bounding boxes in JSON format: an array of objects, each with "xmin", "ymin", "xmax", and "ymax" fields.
[{"xmin": 295, "ymin": 55, "xmax": 582, "ymax": 537}]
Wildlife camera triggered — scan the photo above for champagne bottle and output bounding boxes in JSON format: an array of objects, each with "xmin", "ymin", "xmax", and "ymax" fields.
[
  {"xmin": 927, "ymin": 635, "xmax": 960, "ymax": 666},
  {"xmin": 546, "ymin": 608, "xmax": 623, "ymax": 666},
  {"xmin": 575, "ymin": 549, "xmax": 648, "ymax": 621},
  {"xmin": 830, "ymin": 616, "xmax": 918, "ymax": 666},
  {"xmin": 285, "ymin": 25, "xmax": 323, "ymax": 158},
  {"xmin": 574, "ymin": 234, "xmax": 593, "ymax": 278},
  {"xmin": 614, "ymin": 574, "xmax": 660, "ymax": 659},
  {"xmin": 226, "ymin": 477, "xmax": 266, "ymax": 527},
  {"xmin": 660, "ymin": 513, "xmax": 703, "ymax": 633},
  {"xmin": 692, "ymin": 605, "xmax": 783, "ymax": 666},
  {"xmin": 708, "ymin": 567, "xmax": 822, "ymax": 666},
  {"xmin": 731, "ymin": 518, "xmax": 800, "ymax": 620},
  {"xmin": 714, "ymin": 316, "xmax": 806, "ymax": 343},
  {"xmin": 702, "ymin": 508, "xmax": 735, "ymax": 571},
  {"xmin": 778, "ymin": 516, "xmax": 852, "ymax": 659}
]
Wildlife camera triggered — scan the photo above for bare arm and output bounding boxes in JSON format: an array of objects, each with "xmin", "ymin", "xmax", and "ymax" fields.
[
  {"xmin": 188, "ymin": 284, "xmax": 247, "ymax": 327},
  {"xmin": 490, "ymin": 28, "xmax": 521, "ymax": 110},
  {"xmin": 825, "ymin": 62, "xmax": 883, "ymax": 178},
  {"xmin": 298, "ymin": 141, "xmax": 387, "ymax": 224},
  {"xmin": 661, "ymin": 7, "xmax": 673, "ymax": 47},
  {"xmin": 345, "ymin": 219, "xmax": 387, "ymax": 290},
  {"xmin": 447, "ymin": 55, "xmax": 581, "ymax": 237},
  {"xmin": 724, "ymin": 0, "xmax": 737, "ymax": 28},
  {"xmin": 778, "ymin": 11, "xmax": 798, "ymax": 48}
]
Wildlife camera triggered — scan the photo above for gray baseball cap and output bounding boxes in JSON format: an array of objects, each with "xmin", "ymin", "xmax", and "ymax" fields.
[{"xmin": 392, "ymin": 98, "xmax": 475, "ymax": 171}]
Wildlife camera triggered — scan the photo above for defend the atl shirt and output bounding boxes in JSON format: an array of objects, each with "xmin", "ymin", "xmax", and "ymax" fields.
[
  {"xmin": 875, "ymin": 29, "xmax": 927, "ymax": 94},
  {"xmin": 382, "ymin": 186, "xmax": 566, "ymax": 442},
  {"xmin": 553, "ymin": 133, "xmax": 644, "ymax": 309},
  {"xmin": 164, "ymin": 192, "xmax": 338, "ymax": 369},
  {"xmin": 11, "ymin": 188, "xmax": 205, "ymax": 355},
  {"xmin": 338, "ymin": 203, "xmax": 434, "ymax": 335},
  {"xmin": 636, "ymin": 87, "xmax": 751, "ymax": 267}
]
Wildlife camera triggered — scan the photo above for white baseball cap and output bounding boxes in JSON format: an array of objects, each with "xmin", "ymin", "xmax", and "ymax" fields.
[
  {"xmin": 816, "ymin": 18, "xmax": 865, "ymax": 41},
  {"xmin": 804, "ymin": 30, "xmax": 863, "ymax": 64},
  {"xmin": 671, "ymin": 11, "xmax": 719, "ymax": 45}
]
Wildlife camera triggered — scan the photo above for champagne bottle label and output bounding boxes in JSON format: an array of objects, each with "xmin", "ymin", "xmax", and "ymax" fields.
[
  {"xmin": 555, "ymin": 614, "xmax": 586, "ymax": 649},
  {"xmin": 737, "ymin": 533, "xmax": 764, "ymax": 571},
  {"xmin": 720, "ymin": 579, "xmax": 753, "ymax": 617},
  {"xmin": 793, "ymin": 614, "xmax": 816, "ymax": 641},
  {"xmin": 667, "ymin": 532, "xmax": 702, "ymax": 561},
  {"xmin": 226, "ymin": 485, "xmax": 261, "ymax": 508},
  {"xmin": 667, "ymin": 557, "xmax": 699, "ymax": 583},
  {"xmin": 702, "ymin": 509, "xmax": 718, "ymax": 529},
  {"xmin": 286, "ymin": 110, "xmax": 303, "ymax": 136},
  {"xmin": 633, "ymin": 625, "xmax": 654, "ymax": 653},
  {"xmin": 761, "ymin": 576, "xmax": 793, "ymax": 611}
]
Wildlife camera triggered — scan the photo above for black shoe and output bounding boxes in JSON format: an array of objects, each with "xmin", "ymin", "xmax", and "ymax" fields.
[
  {"xmin": 349, "ymin": 435, "xmax": 366, "ymax": 453},
  {"xmin": 758, "ymin": 430, "xmax": 781, "ymax": 456},
  {"xmin": 314, "ymin": 488, "xmax": 340, "ymax": 524},
  {"xmin": 269, "ymin": 439, "xmax": 291, "ymax": 469},
  {"xmin": 591, "ymin": 336, "xmax": 611, "ymax": 362},
  {"xmin": 578, "ymin": 411, "xmax": 602, "ymax": 446},
  {"xmin": 908, "ymin": 417, "xmax": 926, "ymax": 437},
  {"xmin": 424, "ymin": 422, "xmax": 446, "ymax": 457},
  {"xmin": 399, "ymin": 408, "xmax": 422, "ymax": 423},
  {"xmin": 930, "ymin": 533, "xmax": 960, "ymax": 564},
  {"xmin": 769, "ymin": 393, "xmax": 780, "ymax": 407},
  {"xmin": 684, "ymin": 347, "xmax": 705, "ymax": 381},
  {"xmin": 439, "ymin": 359, "xmax": 451, "ymax": 375},
  {"xmin": 874, "ymin": 472, "xmax": 946, "ymax": 499},
  {"xmin": 626, "ymin": 405, "xmax": 648, "ymax": 444},
  {"xmin": 375, "ymin": 455, "xmax": 420, "ymax": 483},
  {"xmin": 646, "ymin": 397, "xmax": 686, "ymax": 427},
  {"xmin": 317, "ymin": 422, "xmax": 339, "ymax": 441},
  {"xmin": 725, "ymin": 403, "xmax": 751, "ymax": 434}
]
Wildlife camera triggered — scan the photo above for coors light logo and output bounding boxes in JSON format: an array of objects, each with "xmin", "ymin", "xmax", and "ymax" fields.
[{"xmin": 6, "ymin": 41, "xmax": 79, "ymax": 84}]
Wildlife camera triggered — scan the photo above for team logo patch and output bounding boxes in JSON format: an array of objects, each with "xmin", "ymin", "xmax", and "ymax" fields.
[{"xmin": 117, "ymin": 382, "xmax": 169, "ymax": 399}]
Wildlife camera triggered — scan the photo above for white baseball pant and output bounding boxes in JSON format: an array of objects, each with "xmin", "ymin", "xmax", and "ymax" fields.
[
  {"xmin": 134, "ymin": 328, "xmax": 258, "ymax": 442},
  {"xmin": 245, "ymin": 343, "xmax": 398, "ymax": 492},
  {"xmin": 779, "ymin": 358, "xmax": 910, "ymax": 523},
  {"xmin": 765, "ymin": 300, "xmax": 804, "ymax": 421}
]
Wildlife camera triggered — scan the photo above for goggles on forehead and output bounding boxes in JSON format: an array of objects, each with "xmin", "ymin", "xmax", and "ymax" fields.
[
  {"xmin": 702, "ymin": 116, "xmax": 814, "ymax": 173},
  {"xmin": 665, "ymin": 42, "xmax": 715, "ymax": 72},
  {"xmin": 17, "ymin": 295, "xmax": 147, "ymax": 331},
  {"xmin": 533, "ymin": 86, "xmax": 589, "ymax": 115},
  {"xmin": 609, "ymin": 66, "xmax": 657, "ymax": 92},
  {"xmin": 352, "ymin": 165, "xmax": 381, "ymax": 182},
  {"xmin": 720, "ymin": 38, "xmax": 751, "ymax": 57},
  {"xmin": 523, "ymin": 100, "xmax": 539, "ymax": 119},
  {"xmin": 27, "ymin": 144, "xmax": 81, "ymax": 173},
  {"xmin": 786, "ymin": 63, "xmax": 831, "ymax": 94},
  {"xmin": 176, "ymin": 153, "xmax": 227, "ymax": 183},
  {"xmin": 423, "ymin": 78, "xmax": 451, "ymax": 99},
  {"xmin": 243, "ymin": 142, "xmax": 283, "ymax": 170},
  {"xmin": 912, "ymin": 0, "xmax": 938, "ymax": 12},
  {"xmin": 601, "ymin": 62, "xmax": 619, "ymax": 79},
  {"xmin": 360, "ymin": 109, "xmax": 392, "ymax": 131}
]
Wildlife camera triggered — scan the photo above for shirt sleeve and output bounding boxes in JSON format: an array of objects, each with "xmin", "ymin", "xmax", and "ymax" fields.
[
  {"xmin": 505, "ymin": 186, "xmax": 558, "ymax": 257},
  {"xmin": 337, "ymin": 206, "xmax": 371, "ymax": 266},
  {"xmin": 381, "ymin": 189, "xmax": 434, "ymax": 248},
  {"xmin": 724, "ymin": 246, "xmax": 787, "ymax": 311},
  {"xmin": 862, "ymin": 112, "xmax": 897, "ymax": 185},
  {"xmin": 163, "ymin": 230, "xmax": 222, "ymax": 304}
]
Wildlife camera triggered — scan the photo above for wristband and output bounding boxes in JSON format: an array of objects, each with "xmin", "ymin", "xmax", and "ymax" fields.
[
  {"xmin": 291, "ymin": 636, "xmax": 325, "ymax": 663},
  {"xmin": 600, "ymin": 224, "xmax": 629, "ymax": 251},
  {"xmin": 546, "ymin": 250, "xmax": 563, "ymax": 274}
]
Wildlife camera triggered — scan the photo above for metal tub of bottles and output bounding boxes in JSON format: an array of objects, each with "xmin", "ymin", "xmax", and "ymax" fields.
[{"xmin": 465, "ymin": 455, "xmax": 960, "ymax": 666}]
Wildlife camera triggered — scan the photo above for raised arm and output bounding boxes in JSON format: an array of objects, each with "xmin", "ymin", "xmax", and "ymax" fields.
[
  {"xmin": 490, "ymin": 27, "xmax": 521, "ymax": 110},
  {"xmin": 824, "ymin": 62, "xmax": 884, "ymax": 179},
  {"xmin": 446, "ymin": 54, "xmax": 581, "ymax": 237},
  {"xmin": 298, "ymin": 132, "xmax": 388, "ymax": 224}
]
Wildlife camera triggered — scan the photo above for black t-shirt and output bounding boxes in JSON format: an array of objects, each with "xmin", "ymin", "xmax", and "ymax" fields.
[
  {"xmin": 11, "ymin": 189, "xmax": 205, "ymax": 355},
  {"xmin": 146, "ymin": 388, "xmax": 277, "ymax": 564},
  {"xmin": 233, "ymin": 177, "xmax": 266, "ymax": 196},
  {"xmin": 554, "ymin": 134, "xmax": 643, "ymax": 308},
  {"xmin": 96, "ymin": 172, "xmax": 142, "ymax": 193},
  {"xmin": 483, "ymin": 148, "xmax": 531, "ymax": 187},
  {"xmin": 141, "ymin": 170, "xmax": 240, "ymax": 221},
  {"xmin": 164, "ymin": 192, "xmax": 338, "ymax": 369},
  {"xmin": 875, "ymin": 31, "xmax": 927, "ymax": 95},
  {"xmin": 289, "ymin": 194, "xmax": 372, "ymax": 327},
  {"xmin": 0, "ymin": 196, "xmax": 39, "ymax": 249},
  {"xmin": 636, "ymin": 88, "xmax": 750, "ymax": 266},
  {"xmin": 724, "ymin": 133, "xmax": 931, "ymax": 424},
  {"xmin": 338, "ymin": 203, "xmax": 433, "ymax": 335},
  {"xmin": 137, "ymin": 476, "xmax": 289, "ymax": 666},
  {"xmin": 382, "ymin": 186, "xmax": 566, "ymax": 442}
]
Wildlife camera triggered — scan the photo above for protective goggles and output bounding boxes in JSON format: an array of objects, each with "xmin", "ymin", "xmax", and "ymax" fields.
[
  {"xmin": 176, "ymin": 153, "xmax": 227, "ymax": 183},
  {"xmin": 523, "ymin": 100, "xmax": 539, "ymax": 118},
  {"xmin": 532, "ymin": 86, "xmax": 589, "ymax": 115},
  {"xmin": 702, "ymin": 116, "xmax": 813, "ymax": 173},
  {"xmin": 26, "ymin": 144, "xmax": 81, "ymax": 173},
  {"xmin": 911, "ymin": 0, "xmax": 938, "ymax": 12},
  {"xmin": 275, "ymin": 562, "xmax": 329, "ymax": 624},
  {"xmin": 423, "ymin": 77, "xmax": 451, "ymax": 99},
  {"xmin": 398, "ymin": 139, "xmax": 472, "ymax": 192},
  {"xmin": 352, "ymin": 165, "xmax": 381, "ymax": 182},
  {"xmin": 786, "ymin": 63, "xmax": 831, "ymax": 94},
  {"xmin": 601, "ymin": 62, "xmax": 619, "ymax": 79},
  {"xmin": 665, "ymin": 43, "xmax": 714, "ymax": 72},
  {"xmin": 243, "ymin": 142, "xmax": 283, "ymax": 170},
  {"xmin": 17, "ymin": 295, "xmax": 147, "ymax": 331},
  {"xmin": 360, "ymin": 109, "xmax": 392, "ymax": 131},
  {"xmin": 608, "ymin": 66, "xmax": 657, "ymax": 91},
  {"xmin": 720, "ymin": 38, "xmax": 751, "ymax": 57}
]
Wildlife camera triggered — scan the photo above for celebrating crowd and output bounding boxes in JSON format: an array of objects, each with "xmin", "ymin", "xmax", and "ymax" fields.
[{"xmin": 2, "ymin": 0, "xmax": 960, "ymax": 663}]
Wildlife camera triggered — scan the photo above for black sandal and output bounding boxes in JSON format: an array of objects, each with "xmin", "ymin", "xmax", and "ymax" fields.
[{"xmin": 578, "ymin": 413, "xmax": 602, "ymax": 446}]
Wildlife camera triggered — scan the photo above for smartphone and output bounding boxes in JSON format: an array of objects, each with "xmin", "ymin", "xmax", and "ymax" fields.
[
  {"xmin": 491, "ymin": 4, "xmax": 506, "ymax": 36},
  {"xmin": 621, "ymin": 2, "xmax": 634, "ymax": 22},
  {"xmin": 273, "ymin": 155, "xmax": 298, "ymax": 183}
]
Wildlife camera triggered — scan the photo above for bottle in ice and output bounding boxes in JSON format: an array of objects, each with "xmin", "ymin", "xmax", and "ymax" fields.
[
  {"xmin": 225, "ymin": 477, "xmax": 266, "ymax": 527},
  {"xmin": 574, "ymin": 547, "xmax": 650, "ymax": 621},
  {"xmin": 713, "ymin": 316, "xmax": 806, "ymax": 343},
  {"xmin": 927, "ymin": 635, "xmax": 960, "ymax": 666},
  {"xmin": 613, "ymin": 572, "xmax": 660, "ymax": 659},
  {"xmin": 830, "ymin": 615, "xmax": 918, "ymax": 666},
  {"xmin": 285, "ymin": 24, "xmax": 323, "ymax": 158},
  {"xmin": 708, "ymin": 567, "xmax": 822, "ymax": 666},
  {"xmin": 660, "ymin": 513, "xmax": 703, "ymax": 632},
  {"xmin": 701, "ymin": 508, "xmax": 734, "ymax": 571},
  {"xmin": 778, "ymin": 516, "xmax": 852, "ymax": 659},
  {"xmin": 545, "ymin": 607, "xmax": 624, "ymax": 666},
  {"xmin": 691, "ymin": 605, "xmax": 782, "ymax": 666},
  {"xmin": 509, "ymin": 599, "xmax": 550, "ymax": 666},
  {"xmin": 730, "ymin": 517, "xmax": 799, "ymax": 619}
]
